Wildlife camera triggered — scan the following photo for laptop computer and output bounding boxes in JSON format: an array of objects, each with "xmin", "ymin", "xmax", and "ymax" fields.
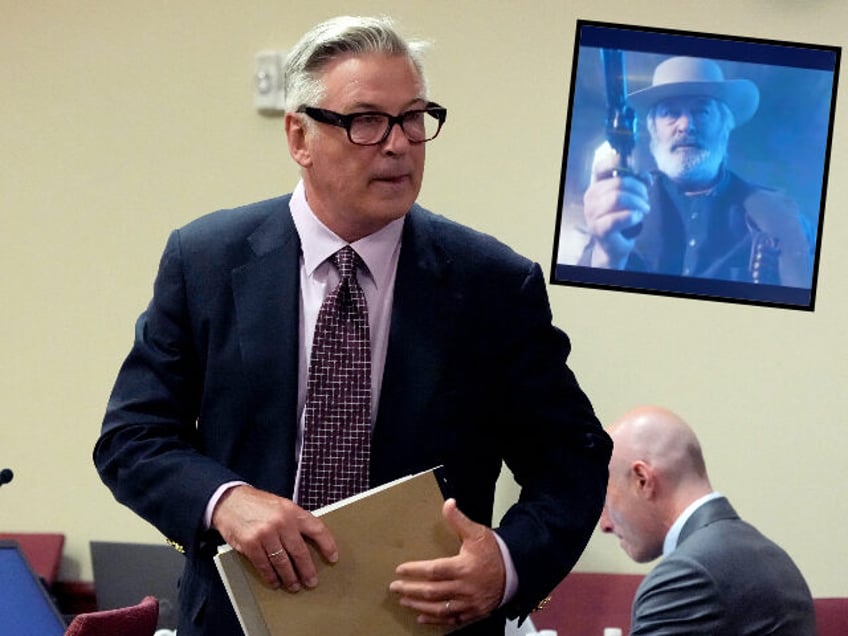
[
  {"xmin": 90, "ymin": 540, "xmax": 185, "ymax": 629},
  {"xmin": 0, "ymin": 539, "xmax": 67, "ymax": 636}
]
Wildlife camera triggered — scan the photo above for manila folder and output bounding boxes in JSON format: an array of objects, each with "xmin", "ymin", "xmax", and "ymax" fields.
[{"xmin": 214, "ymin": 468, "xmax": 460, "ymax": 635}]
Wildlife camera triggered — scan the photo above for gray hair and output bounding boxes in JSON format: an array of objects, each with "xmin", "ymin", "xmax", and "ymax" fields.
[{"xmin": 282, "ymin": 15, "xmax": 430, "ymax": 113}]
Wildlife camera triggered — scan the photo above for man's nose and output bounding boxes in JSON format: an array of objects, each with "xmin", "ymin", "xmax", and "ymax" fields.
[
  {"xmin": 598, "ymin": 505, "xmax": 613, "ymax": 533},
  {"xmin": 674, "ymin": 111, "xmax": 695, "ymax": 131},
  {"xmin": 381, "ymin": 120, "xmax": 412, "ymax": 153}
]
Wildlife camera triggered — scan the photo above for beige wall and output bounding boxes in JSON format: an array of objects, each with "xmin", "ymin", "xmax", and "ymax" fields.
[{"xmin": 2, "ymin": 0, "xmax": 845, "ymax": 596}]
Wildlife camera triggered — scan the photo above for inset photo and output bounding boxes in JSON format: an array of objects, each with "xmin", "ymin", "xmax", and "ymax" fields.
[{"xmin": 550, "ymin": 20, "xmax": 840, "ymax": 310}]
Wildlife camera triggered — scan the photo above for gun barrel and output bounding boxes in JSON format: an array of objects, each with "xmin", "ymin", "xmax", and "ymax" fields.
[
  {"xmin": 601, "ymin": 48, "xmax": 636, "ymax": 160},
  {"xmin": 602, "ymin": 49, "xmax": 628, "ymax": 109}
]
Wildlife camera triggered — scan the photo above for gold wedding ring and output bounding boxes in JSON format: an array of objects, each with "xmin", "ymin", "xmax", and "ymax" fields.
[{"xmin": 268, "ymin": 548, "xmax": 286, "ymax": 558}]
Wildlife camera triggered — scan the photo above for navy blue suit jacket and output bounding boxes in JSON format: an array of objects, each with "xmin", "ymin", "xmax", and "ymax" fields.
[
  {"xmin": 95, "ymin": 196, "xmax": 611, "ymax": 635},
  {"xmin": 631, "ymin": 497, "xmax": 815, "ymax": 635}
]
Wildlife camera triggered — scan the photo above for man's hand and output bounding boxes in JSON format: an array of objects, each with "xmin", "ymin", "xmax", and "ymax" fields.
[
  {"xmin": 389, "ymin": 499, "xmax": 505, "ymax": 629},
  {"xmin": 211, "ymin": 485, "xmax": 338, "ymax": 592},
  {"xmin": 583, "ymin": 141, "xmax": 650, "ymax": 268}
]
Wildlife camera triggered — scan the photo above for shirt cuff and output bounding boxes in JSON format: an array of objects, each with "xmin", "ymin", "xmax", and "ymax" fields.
[
  {"xmin": 493, "ymin": 531, "xmax": 518, "ymax": 606},
  {"xmin": 204, "ymin": 481, "xmax": 248, "ymax": 529}
]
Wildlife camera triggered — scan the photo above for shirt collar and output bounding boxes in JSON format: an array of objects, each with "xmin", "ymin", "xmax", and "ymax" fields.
[
  {"xmin": 289, "ymin": 179, "xmax": 405, "ymax": 288},
  {"xmin": 663, "ymin": 491, "xmax": 722, "ymax": 557},
  {"xmin": 661, "ymin": 164, "xmax": 730, "ymax": 200}
]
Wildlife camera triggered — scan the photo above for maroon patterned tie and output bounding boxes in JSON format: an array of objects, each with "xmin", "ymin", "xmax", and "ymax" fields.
[{"xmin": 299, "ymin": 246, "xmax": 371, "ymax": 510}]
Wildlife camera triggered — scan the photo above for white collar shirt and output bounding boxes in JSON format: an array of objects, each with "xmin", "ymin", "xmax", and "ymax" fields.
[{"xmin": 289, "ymin": 179, "xmax": 404, "ymax": 491}]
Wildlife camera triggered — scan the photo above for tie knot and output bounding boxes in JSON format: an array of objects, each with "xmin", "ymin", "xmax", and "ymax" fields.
[{"xmin": 332, "ymin": 245, "xmax": 358, "ymax": 281}]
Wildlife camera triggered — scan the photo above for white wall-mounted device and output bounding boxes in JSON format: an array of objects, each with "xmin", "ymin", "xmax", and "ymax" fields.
[{"xmin": 254, "ymin": 50, "xmax": 285, "ymax": 114}]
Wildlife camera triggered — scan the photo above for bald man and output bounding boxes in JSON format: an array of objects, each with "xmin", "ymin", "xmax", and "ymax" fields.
[{"xmin": 600, "ymin": 406, "xmax": 814, "ymax": 635}]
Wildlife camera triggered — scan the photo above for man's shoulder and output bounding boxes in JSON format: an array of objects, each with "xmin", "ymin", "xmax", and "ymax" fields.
[
  {"xmin": 179, "ymin": 195, "xmax": 292, "ymax": 237},
  {"xmin": 742, "ymin": 186, "xmax": 805, "ymax": 233},
  {"xmin": 407, "ymin": 204, "xmax": 535, "ymax": 271},
  {"xmin": 636, "ymin": 516, "xmax": 756, "ymax": 604},
  {"xmin": 672, "ymin": 512, "xmax": 789, "ymax": 578},
  {"xmin": 642, "ymin": 510, "xmax": 815, "ymax": 632},
  {"xmin": 723, "ymin": 171, "xmax": 801, "ymax": 221},
  {"xmin": 166, "ymin": 195, "xmax": 295, "ymax": 264},
  {"xmin": 676, "ymin": 516, "xmax": 750, "ymax": 555}
]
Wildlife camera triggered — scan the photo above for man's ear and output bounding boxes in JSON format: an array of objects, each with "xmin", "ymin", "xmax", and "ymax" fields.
[
  {"xmin": 285, "ymin": 112, "xmax": 312, "ymax": 168},
  {"xmin": 631, "ymin": 460, "xmax": 657, "ymax": 499}
]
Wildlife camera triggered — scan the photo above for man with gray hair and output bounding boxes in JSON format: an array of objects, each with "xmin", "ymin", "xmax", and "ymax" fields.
[
  {"xmin": 600, "ymin": 406, "xmax": 815, "ymax": 634},
  {"xmin": 95, "ymin": 15, "xmax": 611, "ymax": 636},
  {"xmin": 581, "ymin": 56, "xmax": 813, "ymax": 287}
]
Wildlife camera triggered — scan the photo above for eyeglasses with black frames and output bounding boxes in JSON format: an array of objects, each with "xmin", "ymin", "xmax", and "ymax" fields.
[{"xmin": 297, "ymin": 102, "xmax": 447, "ymax": 146}]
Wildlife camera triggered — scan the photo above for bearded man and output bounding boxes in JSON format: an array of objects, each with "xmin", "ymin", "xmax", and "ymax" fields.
[{"xmin": 580, "ymin": 56, "xmax": 812, "ymax": 287}]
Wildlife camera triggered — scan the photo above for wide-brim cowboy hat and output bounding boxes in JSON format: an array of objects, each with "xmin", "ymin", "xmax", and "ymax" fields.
[{"xmin": 628, "ymin": 56, "xmax": 760, "ymax": 125}]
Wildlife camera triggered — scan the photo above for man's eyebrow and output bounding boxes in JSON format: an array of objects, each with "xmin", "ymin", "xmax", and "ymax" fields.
[{"xmin": 347, "ymin": 98, "xmax": 428, "ymax": 113}]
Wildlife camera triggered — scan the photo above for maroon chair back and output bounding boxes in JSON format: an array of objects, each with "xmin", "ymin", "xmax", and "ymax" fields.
[
  {"xmin": 815, "ymin": 598, "xmax": 848, "ymax": 636},
  {"xmin": 64, "ymin": 595, "xmax": 159, "ymax": 636}
]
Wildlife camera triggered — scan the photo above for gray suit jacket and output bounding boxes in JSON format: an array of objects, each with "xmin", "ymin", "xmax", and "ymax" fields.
[{"xmin": 631, "ymin": 497, "xmax": 815, "ymax": 635}]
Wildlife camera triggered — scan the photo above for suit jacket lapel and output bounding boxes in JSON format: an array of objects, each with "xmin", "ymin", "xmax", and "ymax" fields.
[
  {"xmin": 373, "ymin": 207, "xmax": 456, "ymax": 479},
  {"xmin": 231, "ymin": 198, "xmax": 301, "ymax": 494}
]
